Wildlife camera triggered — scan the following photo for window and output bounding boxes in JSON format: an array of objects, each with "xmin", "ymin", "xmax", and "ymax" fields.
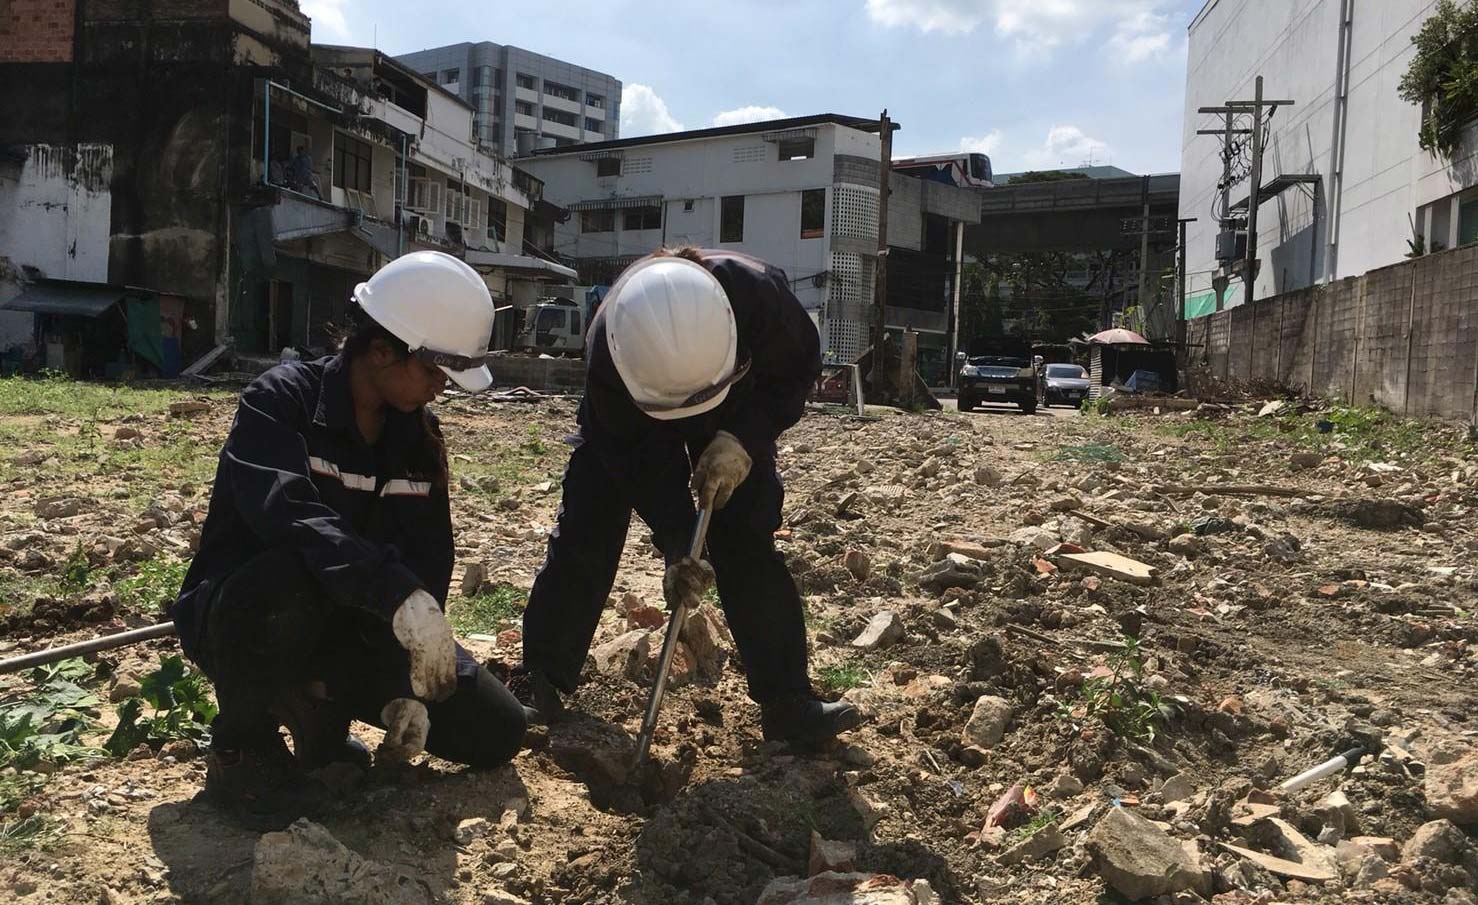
[
  {"xmin": 586, "ymin": 93, "xmax": 605, "ymax": 109},
  {"xmin": 581, "ymin": 208, "xmax": 615, "ymax": 233},
  {"xmin": 545, "ymin": 81, "xmax": 579, "ymax": 102},
  {"xmin": 515, "ymin": 100, "xmax": 535, "ymax": 116},
  {"xmin": 445, "ymin": 181, "xmax": 467, "ymax": 223},
  {"xmin": 596, "ymin": 157, "xmax": 621, "ymax": 178},
  {"xmin": 516, "ymin": 73, "xmax": 536, "ymax": 90},
  {"xmin": 544, "ymin": 108, "xmax": 578, "ymax": 128},
  {"xmin": 778, "ymin": 136, "xmax": 815, "ymax": 161},
  {"xmin": 683, "ymin": 200, "xmax": 695, "ymax": 213},
  {"xmin": 720, "ymin": 195, "xmax": 745, "ymax": 243},
  {"xmin": 441, "ymin": 68, "xmax": 460, "ymax": 85},
  {"xmin": 585, "ymin": 117, "xmax": 602, "ymax": 133},
  {"xmin": 801, "ymin": 189, "xmax": 825, "ymax": 238},
  {"xmin": 487, "ymin": 198, "xmax": 508, "ymax": 243},
  {"xmin": 624, "ymin": 205, "xmax": 661, "ymax": 231},
  {"xmin": 333, "ymin": 134, "xmax": 373, "ymax": 192}
]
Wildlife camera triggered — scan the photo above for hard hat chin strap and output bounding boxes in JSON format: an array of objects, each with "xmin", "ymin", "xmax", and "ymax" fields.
[
  {"xmin": 633, "ymin": 358, "xmax": 751, "ymax": 414},
  {"xmin": 413, "ymin": 347, "xmax": 489, "ymax": 371}
]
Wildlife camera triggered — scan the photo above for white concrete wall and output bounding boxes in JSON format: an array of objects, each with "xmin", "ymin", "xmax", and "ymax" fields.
[
  {"xmin": 0, "ymin": 144, "xmax": 114, "ymax": 351},
  {"xmin": 518, "ymin": 123, "xmax": 876, "ymax": 313},
  {"xmin": 1180, "ymin": 0, "xmax": 1478, "ymax": 306}
]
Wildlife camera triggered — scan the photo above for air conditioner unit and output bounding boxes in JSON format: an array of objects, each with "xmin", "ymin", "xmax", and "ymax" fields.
[{"xmin": 417, "ymin": 217, "xmax": 431, "ymax": 238}]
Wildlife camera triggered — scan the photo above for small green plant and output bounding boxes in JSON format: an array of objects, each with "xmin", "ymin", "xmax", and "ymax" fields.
[
  {"xmin": 521, "ymin": 424, "xmax": 548, "ymax": 456},
  {"xmin": 58, "ymin": 543, "xmax": 95, "ymax": 595},
  {"xmin": 1058, "ymin": 636, "xmax": 1165, "ymax": 744},
  {"xmin": 1007, "ymin": 807, "xmax": 1061, "ymax": 846},
  {"xmin": 0, "ymin": 659, "xmax": 105, "ymax": 771},
  {"xmin": 817, "ymin": 662, "xmax": 870, "ymax": 693},
  {"xmin": 1079, "ymin": 395, "xmax": 1112, "ymax": 416},
  {"xmin": 104, "ymin": 655, "xmax": 217, "ymax": 756},
  {"xmin": 1054, "ymin": 442, "xmax": 1126, "ymax": 463},
  {"xmin": 447, "ymin": 585, "xmax": 528, "ymax": 637},
  {"xmin": 115, "ymin": 556, "xmax": 189, "ymax": 614}
]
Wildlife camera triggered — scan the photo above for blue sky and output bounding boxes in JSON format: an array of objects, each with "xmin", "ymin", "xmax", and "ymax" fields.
[{"xmin": 303, "ymin": 0, "xmax": 1202, "ymax": 175}]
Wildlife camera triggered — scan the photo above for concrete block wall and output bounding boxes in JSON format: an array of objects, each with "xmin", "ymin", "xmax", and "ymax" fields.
[
  {"xmin": 0, "ymin": 0, "xmax": 75, "ymax": 62},
  {"xmin": 1187, "ymin": 243, "xmax": 1478, "ymax": 420},
  {"xmin": 488, "ymin": 354, "xmax": 586, "ymax": 394}
]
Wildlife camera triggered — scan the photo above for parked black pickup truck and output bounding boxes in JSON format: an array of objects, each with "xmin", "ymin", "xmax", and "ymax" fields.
[{"xmin": 957, "ymin": 352, "xmax": 1038, "ymax": 414}]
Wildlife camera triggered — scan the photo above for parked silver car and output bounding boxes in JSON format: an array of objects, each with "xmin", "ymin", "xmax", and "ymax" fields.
[{"xmin": 1040, "ymin": 363, "xmax": 1091, "ymax": 407}]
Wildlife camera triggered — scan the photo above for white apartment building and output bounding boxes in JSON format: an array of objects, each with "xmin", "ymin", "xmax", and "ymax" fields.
[
  {"xmin": 1180, "ymin": 0, "xmax": 1478, "ymax": 315},
  {"xmin": 517, "ymin": 114, "xmax": 979, "ymax": 367}
]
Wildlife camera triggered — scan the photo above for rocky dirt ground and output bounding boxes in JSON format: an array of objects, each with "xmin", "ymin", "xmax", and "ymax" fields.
[{"xmin": 1, "ymin": 375, "xmax": 1476, "ymax": 905}]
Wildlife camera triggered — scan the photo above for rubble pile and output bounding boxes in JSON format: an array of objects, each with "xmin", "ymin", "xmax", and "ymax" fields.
[{"xmin": 1, "ymin": 392, "xmax": 1475, "ymax": 904}]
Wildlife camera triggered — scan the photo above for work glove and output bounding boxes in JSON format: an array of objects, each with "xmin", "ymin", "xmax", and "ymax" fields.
[
  {"xmin": 378, "ymin": 698, "xmax": 430, "ymax": 763},
  {"xmin": 391, "ymin": 590, "xmax": 458, "ymax": 702},
  {"xmin": 692, "ymin": 431, "xmax": 752, "ymax": 511},
  {"xmin": 663, "ymin": 556, "xmax": 715, "ymax": 612}
]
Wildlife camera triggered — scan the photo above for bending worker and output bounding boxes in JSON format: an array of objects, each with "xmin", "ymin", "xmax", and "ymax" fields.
[
  {"xmin": 172, "ymin": 251, "xmax": 526, "ymax": 827},
  {"xmin": 512, "ymin": 248, "xmax": 861, "ymax": 747}
]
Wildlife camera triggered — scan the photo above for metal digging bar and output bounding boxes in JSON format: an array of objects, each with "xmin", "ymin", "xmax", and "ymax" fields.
[
  {"xmin": 0, "ymin": 622, "xmax": 178, "ymax": 675},
  {"xmin": 631, "ymin": 506, "xmax": 712, "ymax": 771}
]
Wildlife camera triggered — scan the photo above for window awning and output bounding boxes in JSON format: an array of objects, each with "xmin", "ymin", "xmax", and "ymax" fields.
[
  {"xmin": 1, "ymin": 281, "xmax": 143, "ymax": 318},
  {"xmin": 577, "ymin": 150, "xmax": 624, "ymax": 161},
  {"xmin": 463, "ymin": 251, "xmax": 578, "ymax": 281},
  {"xmin": 762, "ymin": 127, "xmax": 817, "ymax": 143},
  {"xmin": 565, "ymin": 195, "xmax": 663, "ymax": 212}
]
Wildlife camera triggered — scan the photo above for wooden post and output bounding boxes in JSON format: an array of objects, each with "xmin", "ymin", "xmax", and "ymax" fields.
[{"xmin": 870, "ymin": 109, "xmax": 893, "ymax": 399}]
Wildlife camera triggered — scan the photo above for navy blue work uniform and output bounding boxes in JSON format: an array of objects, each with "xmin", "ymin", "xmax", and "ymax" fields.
[
  {"xmin": 522, "ymin": 250, "xmax": 821, "ymax": 704},
  {"xmin": 172, "ymin": 353, "xmax": 525, "ymax": 768}
]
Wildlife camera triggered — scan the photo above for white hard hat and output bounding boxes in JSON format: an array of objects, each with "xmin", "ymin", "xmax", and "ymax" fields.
[
  {"xmin": 606, "ymin": 256, "xmax": 740, "ymax": 421},
  {"xmin": 352, "ymin": 251, "xmax": 497, "ymax": 392}
]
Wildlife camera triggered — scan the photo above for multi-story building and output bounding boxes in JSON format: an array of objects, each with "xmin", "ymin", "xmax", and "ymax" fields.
[
  {"xmin": 515, "ymin": 114, "xmax": 981, "ymax": 378},
  {"xmin": 0, "ymin": 1, "xmax": 570, "ymax": 373},
  {"xmin": 395, "ymin": 42, "xmax": 620, "ymax": 158},
  {"xmin": 1179, "ymin": 0, "xmax": 1478, "ymax": 314}
]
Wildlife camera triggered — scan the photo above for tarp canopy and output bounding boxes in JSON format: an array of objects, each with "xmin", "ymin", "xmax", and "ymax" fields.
[
  {"xmin": 1086, "ymin": 328, "xmax": 1150, "ymax": 346},
  {"xmin": 2, "ymin": 281, "xmax": 134, "ymax": 318}
]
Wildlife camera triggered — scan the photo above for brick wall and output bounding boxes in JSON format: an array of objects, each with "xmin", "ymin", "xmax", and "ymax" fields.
[{"xmin": 0, "ymin": 0, "xmax": 75, "ymax": 63}]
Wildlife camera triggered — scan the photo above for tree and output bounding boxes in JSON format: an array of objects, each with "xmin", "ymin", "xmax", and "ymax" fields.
[
  {"xmin": 1399, "ymin": 0, "xmax": 1478, "ymax": 157},
  {"xmin": 1006, "ymin": 170, "xmax": 1092, "ymax": 185}
]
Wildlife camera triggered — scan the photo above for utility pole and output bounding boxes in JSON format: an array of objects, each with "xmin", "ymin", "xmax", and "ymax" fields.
[
  {"xmin": 1245, "ymin": 76, "xmax": 1266, "ymax": 311},
  {"xmin": 1177, "ymin": 217, "xmax": 1197, "ymax": 348},
  {"xmin": 872, "ymin": 109, "xmax": 893, "ymax": 366},
  {"xmin": 1137, "ymin": 175, "xmax": 1151, "ymax": 331}
]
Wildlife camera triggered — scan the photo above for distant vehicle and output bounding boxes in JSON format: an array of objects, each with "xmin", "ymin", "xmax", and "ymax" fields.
[
  {"xmin": 1040, "ymin": 363, "xmax": 1090, "ymax": 407},
  {"xmin": 893, "ymin": 152, "xmax": 993, "ymax": 189},
  {"xmin": 956, "ymin": 352, "xmax": 1037, "ymax": 414},
  {"xmin": 514, "ymin": 299, "xmax": 585, "ymax": 355}
]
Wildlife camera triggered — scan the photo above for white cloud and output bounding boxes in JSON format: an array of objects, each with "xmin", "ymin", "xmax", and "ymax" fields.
[
  {"xmin": 864, "ymin": 0, "xmax": 1175, "ymax": 61},
  {"xmin": 621, "ymin": 85, "xmax": 685, "ymax": 136},
  {"xmin": 712, "ymin": 105, "xmax": 788, "ymax": 127},
  {"xmin": 1023, "ymin": 125, "xmax": 1112, "ymax": 168},
  {"xmin": 959, "ymin": 130, "xmax": 1003, "ymax": 155},
  {"xmin": 302, "ymin": 0, "xmax": 351, "ymax": 41}
]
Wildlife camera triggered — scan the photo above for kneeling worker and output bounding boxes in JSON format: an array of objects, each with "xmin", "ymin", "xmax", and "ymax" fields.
[
  {"xmin": 513, "ymin": 248, "xmax": 861, "ymax": 747},
  {"xmin": 171, "ymin": 251, "xmax": 527, "ymax": 826}
]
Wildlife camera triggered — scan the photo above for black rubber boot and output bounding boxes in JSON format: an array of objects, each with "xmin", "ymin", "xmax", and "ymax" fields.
[
  {"xmin": 202, "ymin": 734, "xmax": 330, "ymax": 831},
  {"xmin": 505, "ymin": 665, "xmax": 566, "ymax": 726},
  {"xmin": 268, "ymin": 683, "xmax": 367, "ymax": 771},
  {"xmin": 760, "ymin": 695, "xmax": 864, "ymax": 749}
]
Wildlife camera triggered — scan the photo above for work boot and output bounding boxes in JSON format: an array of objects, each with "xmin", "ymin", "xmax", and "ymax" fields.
[
  {"xmin": 202, "ymin": 734, "xmax": 331, "ymax": 831},
  {"xmin": 760, "ymin": 695, "xmax": 863, "ymax": 749},
  {"xmin": 505, "ymin": 665, "xmax": 565, "ymax": 726}
]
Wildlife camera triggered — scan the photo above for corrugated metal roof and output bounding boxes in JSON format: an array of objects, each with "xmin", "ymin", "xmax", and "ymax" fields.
[{"xmin": 1, "ymin": 281, "xmax": 138, "ymax": 318}]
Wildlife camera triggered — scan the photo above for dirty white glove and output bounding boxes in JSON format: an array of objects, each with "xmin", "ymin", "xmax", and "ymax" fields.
[
  {"xmin": 392, "ymin": 590, "xmax": 457, "ymax": 702},
  {"xmin": 691, "ymin": 431, "xmax": 752, "ymax": 510},
  {"xmin": 378, "ymin": 698, "xmax": 430, "ymax": 763},
  {"xmin": 663, "ymin": 556, "xmax": 716, "ymax": 611}
]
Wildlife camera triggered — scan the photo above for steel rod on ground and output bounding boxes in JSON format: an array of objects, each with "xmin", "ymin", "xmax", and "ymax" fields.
[{"xmin": 0, "ymin": 622, "xmax": 178, "ymax": 675}]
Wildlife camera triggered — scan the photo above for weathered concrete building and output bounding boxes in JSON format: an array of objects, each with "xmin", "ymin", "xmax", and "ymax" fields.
[
  {"xmin": 516, "ymin": 115, "xmax": 981, "ymax": 380},
  {"xmin": 0, "ymin": 0, "xmax": 567, "ymax": 374}
]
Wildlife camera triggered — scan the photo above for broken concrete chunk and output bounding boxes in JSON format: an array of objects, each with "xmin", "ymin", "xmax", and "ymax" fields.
[
  {"xmin": 997, "ymin": 823, "xmax": 1066, "ymax": 865},
  {"xmin": 679, "ymin": 603, "xmax": 729, "ymax": 680},
  {"xmin": 250, "ymin": 819, "xmax": 434, "ymax": 905},
  {"xmin": 961, "ymin": 695, "xmax": 1012, "ymax": 749},
  {"xmin": 1086, "ymin": 807, "xmax": 1209, "ymax": 901},
  {"xmin": 1401, "ymin": 819, "xmax": 1467, "ymax": 865},
  {"xmin": 843, "ymin": 549, "xmax": 872, "ymax": 582},
  {"xmin": 914, "ymin": 554, "xmax": 983, "ymax": 593},
  {"xmin": 1218, "ymin": 842, "xmax": 1336, "ymax": 883},
  {"xmin": 168, "ymin": 400, "xmax": 210, "ymax": 417},
  {"xmin": 591, "ymin": 629, "xmax": 652, "ymax": 682},
  {"xmin": 807, "ymin": 831, "xmax": 858, "ymax": 877},
  {"xmin": 454, "ymin": 817, "xmax": 491, "ymax": 845},
  {"xmin": 1159, "ymin": 773, "xmax": 1194, "ymax": 803},
  {"xmin": 1264, "ymin": 817, "xmax": 1340, "ymax": 879},
  {"xmin": 757, "ymin": 872, "xmax": 937, "ymax": 905},
  {"xmin": 851, "ymin": 611, "xmax": 904, "ymax": 650},
  {"xmin": 974, "ymin": 466, "xmax": 1003, "ymax": 487},
  {"xmin": 1424, "ymin": 751, "xmax": 1478, "ymax": 825},
  {"xmin": 1167, "ymin": 533, "xmax": 1204, "ymax": 556},
  {"xmin": 460, "ymin": 562, "xmax": 488, "ymax": 597}
]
